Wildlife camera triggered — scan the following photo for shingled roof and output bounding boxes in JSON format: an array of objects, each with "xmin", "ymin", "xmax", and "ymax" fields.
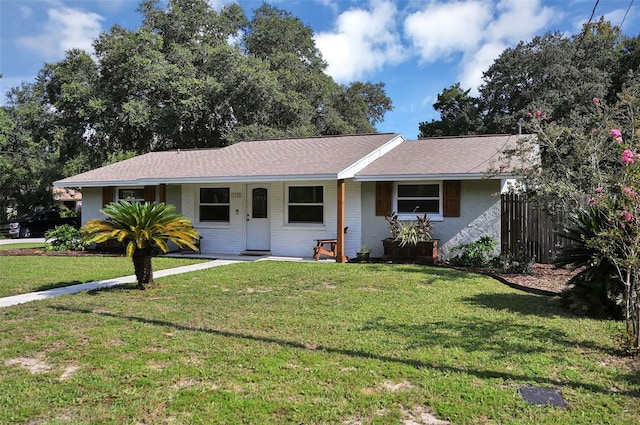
[
  {"xmin": 55, "ymin": 133, "xmax": 403, "ymax": 187},
  {"xmin": 355, "ymin": 134, "xmax": 519, "ymax": 180}
]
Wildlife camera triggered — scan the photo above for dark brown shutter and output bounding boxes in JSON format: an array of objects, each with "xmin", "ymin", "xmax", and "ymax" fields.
[
  {"xmin": 159, "ymin": 184, "xmax": 167, "ymax": 203},
  {"xmin": 102, "ymin": 187, "xmax": 114, "ymax": 207},
  {"xmin": 443, "ymin": 180, "xmax": 461, "ymax": 217},
  {"xmin": 376, "ymin": 182, "xmax": 393, "ymax": 216},
  {"xmin": 144, "ymin": 186, "xmax": 156, "ymax": 202}
]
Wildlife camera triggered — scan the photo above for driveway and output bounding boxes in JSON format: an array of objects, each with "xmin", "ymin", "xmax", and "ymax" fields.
[{"xmin": 0, "ymin": 238, "xmax": 45, "ymax": 245}]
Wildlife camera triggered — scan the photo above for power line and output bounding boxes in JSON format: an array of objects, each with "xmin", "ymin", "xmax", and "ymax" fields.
[
  {"xmin": 619, "ymin": 0, "xmax": 634, "ymax": 31},
  {"xmin": 569, "ymin": 0, "xmax": 601, "ymax": 67}
]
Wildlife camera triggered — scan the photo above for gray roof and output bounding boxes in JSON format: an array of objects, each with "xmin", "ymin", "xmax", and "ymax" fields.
[
  {"xmin": 355, "ymin": 134, "xmax": 519, "ymax": 180},
  {"xmin": 55, "ymin": 133, "xmax": 403, "ymax": 186}
]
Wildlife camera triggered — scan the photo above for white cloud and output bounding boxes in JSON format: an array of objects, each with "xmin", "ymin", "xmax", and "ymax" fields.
[
  {"xmin": 18, "ymin": 6, "xmax": 104, "ymax": 60},
  {"xmin": 488, "ymin": 0, "xmax": 557, "ymax": 43},
  {"xmin": 19, "ymin": 6, "xmax": 33, "ymax": 19},
  {"xmin": 459, "ymin": 42, "xmax": 508, "ymax": 96},
  {"xmin": 404, "ymin": 1, "xmax": 492, "ymax": 62},
  {"xmin": 404, "ymin": 0, "xmax": 557, "ymax": 92},
  {"xmin": 315, "ymin": 0, "xmax": 405, "ymax": 82}
]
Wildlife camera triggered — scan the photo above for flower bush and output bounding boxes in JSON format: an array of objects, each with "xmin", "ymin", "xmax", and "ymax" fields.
[
  {"xmin": 555, "ymin": 91, "xmax": 640, "ymax": 353},
  {"xmin": 496, "ymin": 82, "xmax": 640, "ymax": 352}
]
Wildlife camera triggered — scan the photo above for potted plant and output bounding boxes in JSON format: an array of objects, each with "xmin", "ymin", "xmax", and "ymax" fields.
[
  {"xmin": 383, "ymin": 211, "xmax": 438, "ymax": 264},
  {"xmin": 353, "ymin": 245, "xmax": 371, "ymax": 263}
]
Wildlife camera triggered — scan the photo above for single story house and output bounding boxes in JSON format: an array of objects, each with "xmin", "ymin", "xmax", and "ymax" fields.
[{"xmin": 54, "ymin": 133, "xmax": 519, "ymax": 260}]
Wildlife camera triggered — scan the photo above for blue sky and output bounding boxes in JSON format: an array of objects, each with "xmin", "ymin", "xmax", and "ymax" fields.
[{"xmin": 0, "ymin": 0, "xmax": 637, "ymax": 139}]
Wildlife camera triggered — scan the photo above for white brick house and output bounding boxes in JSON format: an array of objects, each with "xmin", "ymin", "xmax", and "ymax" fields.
[{"xmin": 55, "ymin": 133, "xmax": 519, "ymax": 260}]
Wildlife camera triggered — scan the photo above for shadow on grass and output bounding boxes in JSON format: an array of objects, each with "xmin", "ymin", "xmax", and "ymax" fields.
[
  {"xmin": 462, "ymin": 292, "xmax": 571, "ymax": 317},
  {"xmin": 50, "ymin": 305, "xmax": 640, "ymax": 397},
  {"xmin": 360, "ymin": 315, "xmax": 627, "ymax": 358},
  {"xmin": 34, "ymin": 280, "xmax": 92, "ymax": 292}
]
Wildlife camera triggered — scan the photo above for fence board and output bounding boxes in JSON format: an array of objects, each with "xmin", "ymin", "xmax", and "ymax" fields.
[{"xmin": 500, "ymin": 194, "xmax": 566, "ymax": 264}]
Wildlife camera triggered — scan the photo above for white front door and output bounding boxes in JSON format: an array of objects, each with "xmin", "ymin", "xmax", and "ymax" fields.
[{"xmin": 246, "ymin": 185, "xmax": 270, "ymax": 251}]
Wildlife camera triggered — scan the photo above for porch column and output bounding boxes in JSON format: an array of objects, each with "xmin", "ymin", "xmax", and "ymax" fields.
[{"xmin": 336, "ymin": 179, "xmax": 347, "ymax": 263}]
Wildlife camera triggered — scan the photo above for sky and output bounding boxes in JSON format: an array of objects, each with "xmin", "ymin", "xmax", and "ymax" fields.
[{"xmin": 0, "ymin": 0, "xmax": 638, "ymax": 139}]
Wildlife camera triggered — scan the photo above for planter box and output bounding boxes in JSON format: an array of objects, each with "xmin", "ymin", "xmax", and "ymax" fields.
[{"xmin": 382, "ymin": 239, "xmax": 439, "ymax": 264}]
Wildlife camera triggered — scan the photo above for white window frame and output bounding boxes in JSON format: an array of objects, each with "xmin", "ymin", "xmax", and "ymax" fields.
[
  {"xmin": 394, "ymin": 182, "xmax": 443, "ymax": 221},
  {"xmin": 198, "ymin": 187, "xmax": 231, "ymax": 225},
  {"xmin": 117, "ymin": 187, "xmax": 145, "ymax": 202},
  {"xmin": 285, "ymin": 184, "xmax": 325, "ymax": 226}
]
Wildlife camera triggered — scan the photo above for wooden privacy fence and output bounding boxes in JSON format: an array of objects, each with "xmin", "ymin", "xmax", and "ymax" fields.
[{"xmin": 500, "ymin": 193, "xmax": 567, "ymax": 264}]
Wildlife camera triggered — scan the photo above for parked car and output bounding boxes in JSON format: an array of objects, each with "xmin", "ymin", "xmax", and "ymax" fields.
[{"xmin": 8, "ymin": 209, "xmax": 80, "ymax": 238}]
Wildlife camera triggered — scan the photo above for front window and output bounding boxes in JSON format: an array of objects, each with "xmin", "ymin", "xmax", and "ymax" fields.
[
  {"xmin": 288, "ymin": 186, "xmax": 323, "ymax": 223},
  {"xmin": 200, "ymin": 188, "xmax": 230, "ymax": 222},
  {"xmin": 118, "ymin": 188, "xmax": 145, "ymax": 202},
  {"xmin": 397, "ymin": 183, "xmax": 440, "ymax": 215}
]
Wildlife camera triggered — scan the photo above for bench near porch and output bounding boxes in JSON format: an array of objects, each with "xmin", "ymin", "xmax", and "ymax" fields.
[{"xmin": 313, "ymin": 227, "xmax": 348, "ymax": 261}]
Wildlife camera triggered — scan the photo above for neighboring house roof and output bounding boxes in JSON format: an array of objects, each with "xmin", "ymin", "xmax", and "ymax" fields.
[
  {"xmin": 55, "ymin": 134, "xmax": 404, "ymax": 187},
  {"xmin": 355, "ymin": 134, "xmax": 519, "ymax": 181},
  {"xmin": 53, "ymin": 187, "xmax": 82, "ymax": 201}
]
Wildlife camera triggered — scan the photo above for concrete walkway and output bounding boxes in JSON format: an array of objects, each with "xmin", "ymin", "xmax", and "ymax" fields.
[
  {"xmin": 0, "ymin": 237, "xmax": 45, "ymax": 245},
  {"xmin": 0, "ymin": 259, "xmax": 245, "ymax": 308}
]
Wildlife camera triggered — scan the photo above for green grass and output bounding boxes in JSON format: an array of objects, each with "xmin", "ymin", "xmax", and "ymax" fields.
[
  {"xmin": 0, "ymin": 261, "xmax": 638, "ymax": 424},
  {"xmin": 0, "ymin": 256, "xmax": 207, "ymax": 297},
  {"xmin": 0, "ymin": 242, "xmax": 46, "ymax": 250}
]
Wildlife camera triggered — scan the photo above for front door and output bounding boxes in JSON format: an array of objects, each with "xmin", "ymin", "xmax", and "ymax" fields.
[{"xmin": 246, "ymin": 185, "xmax": 270, "ymax": 251}]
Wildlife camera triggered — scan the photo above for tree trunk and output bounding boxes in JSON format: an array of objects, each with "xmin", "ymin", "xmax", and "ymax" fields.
[{"xmin": 132, "ymin": 248, "xmax": 154, "ymax": 289}]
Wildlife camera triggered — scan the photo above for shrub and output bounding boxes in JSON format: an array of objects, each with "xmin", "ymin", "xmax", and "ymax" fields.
[
  {"xmin": 499, "ymin": 240, "xmax": 535, "ymax": 274},
  {"xmin": 44, "ymin": 225, "xmax": 87, "ymax": 252},
  {"xmin": 449, "ymin": 236, "xmax": 498, "ymax": 268}
]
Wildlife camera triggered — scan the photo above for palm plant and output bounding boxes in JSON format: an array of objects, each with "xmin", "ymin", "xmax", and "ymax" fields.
[
  {"xmin": 554, "ymin": 206, "xmax": 623, "ymax": 317},
  {"xmin": 82, "ymin": 201, "xmax": 200, "ymax": 289}
]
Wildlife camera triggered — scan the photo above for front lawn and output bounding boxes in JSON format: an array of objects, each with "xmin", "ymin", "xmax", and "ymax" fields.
[
  {"xmin": 0, "ymin": 256, "xmax": 207, "ymax": 297},
  {"xmin": 1, "ymin": 262, "xmax": 637, "ymax": 424}
]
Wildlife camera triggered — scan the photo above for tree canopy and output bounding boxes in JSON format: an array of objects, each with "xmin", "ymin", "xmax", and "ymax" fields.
[
  {"xmin": 1, "ymin": 0, "xmax": 393, "ymax": 215},
  {"xmin": 423, "ymin": 18, "xmax": 638, "ymax": 137}
]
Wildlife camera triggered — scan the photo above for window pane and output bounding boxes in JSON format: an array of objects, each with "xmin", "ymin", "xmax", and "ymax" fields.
[
  {"xmin": 398, "ymin": 199, "xmax": 439, "ymax": 214},
  {"xmin": 119, "ymin": 189, "xmax": 144, "ymax": 200},
  {"xmin": 252, "ymin": 188, "xmax": 267, "ymax": 219},
  {"xmin": 200, "ymin": 188, "xmax": 229, "ymax": 204},
  {"xmin": 200, "ymin": 206, "xmax": 230, "ymax": 222},
  {"xmin": 289, "ymin": 186, "xmax": 323, "ymax": 203},
  {"xmin": 289, "ymin": 206, "xmax": 323, "ymax": 223},
  {"xmin": 398, "ymin": 184, "xmax": 439, "ymax": 198}
]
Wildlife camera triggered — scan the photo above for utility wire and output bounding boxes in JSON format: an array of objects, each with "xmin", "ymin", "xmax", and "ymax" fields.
[
  {"xmin": 619, "ymin": 0, "xmax": 634, "ymax": 31},
  {"xmin": 570, "ymin": 0, "xmax": 600, "ymax": 65}
]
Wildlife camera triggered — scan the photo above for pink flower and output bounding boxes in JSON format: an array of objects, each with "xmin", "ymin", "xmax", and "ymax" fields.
[
  {"xmin": 621, "ymin": 210, "xmax": 634, "ymax": 222},
  {"xmin": 593, "ymin": 97, "xmax": 600, "ymax": 103},
  {"xmin": 623, "ymin": 187, "xmax": 637, "ymax": 198},
  {"xmin": 615, "ymin": 136, "xmax": 623, "ymax": 143},
  {"xmin": 526, "ymin": 112, "xmax": 533, "ymax": 118},
  {"xmin": 542, "ymin": 114, "xmax": 547, "ymax": 120},
  {"xmin": 535, "ymin": 110, "xmax": 542, "ymax": 117},
  {"xmin": 595, "ymin": 186, "xmax": 604, "ymax": 193},
  {"xmin": 588, "ymin": 198, "xmax": 598, "ymax": 206},
  {"xmin": 622, "ymin": 149, "xmax": 635, "ymax": 164},
  {"xmin": 610, "ymin": 129, "xmax": 622, "ymax": 138}
]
